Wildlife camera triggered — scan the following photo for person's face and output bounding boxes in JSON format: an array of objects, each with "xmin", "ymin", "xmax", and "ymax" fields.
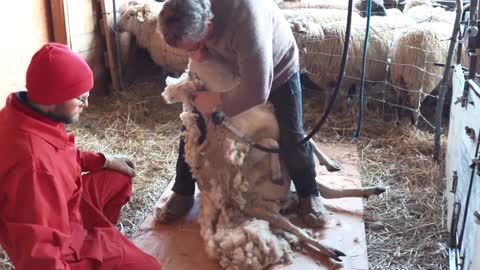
[
  {"xmin": 47, "ymin": 92, "xmax": 89, "ymax": 124},
  {"xmin": 177, "ymin": 38, "xmax": 203, "ymax": 53},
  {"xmin": 175, "ymin": 21, "xmax": 213, "ymax": 52}
]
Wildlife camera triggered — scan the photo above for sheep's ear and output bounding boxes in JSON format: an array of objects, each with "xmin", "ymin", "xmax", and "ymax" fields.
[
  {"xmin": 144, "ymin": 5, "xmax": 152, "ymax": 16},
  {"xmin": 136, "ymin": 10, "xmax": 146, "ymax": 22},
  {"xmin": 290, "ymin": 22, "xmax": 307, "ymax": 33}
]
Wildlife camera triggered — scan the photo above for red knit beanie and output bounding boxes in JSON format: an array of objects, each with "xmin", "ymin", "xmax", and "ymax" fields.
[{"xmin": 26, "ymin": 43, "xmax": 94, "ymax": 105}]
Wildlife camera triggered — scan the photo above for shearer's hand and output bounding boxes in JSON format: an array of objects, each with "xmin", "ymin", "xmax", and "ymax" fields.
[
  {"xmin": 103, "ymin": 154, "xmax": 136, "ymax": 177},
  {"xmin": 191, "ymin": 91, "xmax": 222, "ymax": 115}
]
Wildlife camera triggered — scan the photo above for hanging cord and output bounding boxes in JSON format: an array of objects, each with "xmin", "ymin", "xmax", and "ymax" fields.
[
  {"xmin": 353, "ymin": 0, "xmax": 372, "ymax": 139},
  {"xmin": 215, "ymin": 0, "xmax": 355, "ymax": 153}
]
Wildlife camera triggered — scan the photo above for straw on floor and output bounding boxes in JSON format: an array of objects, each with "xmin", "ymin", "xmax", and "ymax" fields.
[{"xmin": 0, "ymin": 80, "xmax": 448, "ymax": 270}]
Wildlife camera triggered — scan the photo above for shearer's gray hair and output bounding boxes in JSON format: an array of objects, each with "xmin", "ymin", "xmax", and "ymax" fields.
[{"xmin": 158, "ymin": 0, "xmax": 214, "ymax": 47}]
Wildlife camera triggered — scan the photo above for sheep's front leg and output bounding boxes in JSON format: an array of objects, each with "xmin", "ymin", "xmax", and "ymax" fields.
[
  {"xmin": 309, "ymin": 139, "xmax": 341, "ymax": 172},
  {"xmin": 243, "ymin": 205, "xmax": 346, "ymax": 262}
]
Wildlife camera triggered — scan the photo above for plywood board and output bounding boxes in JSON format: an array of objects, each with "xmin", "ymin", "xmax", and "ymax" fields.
[
  {"xmin": 133, "ymin": 143, "xmax": 369, "ymax": 270},
  {"xmin": 65, "ymin": 0, "xmax": 107, "ymax": 92},
  {"xmin": 66, "ymin": 0, "xmax": 97, "ymax": 36},
  {"xmin": 446, "ymin": 64, "xmax": 480, "ymax": 267}
]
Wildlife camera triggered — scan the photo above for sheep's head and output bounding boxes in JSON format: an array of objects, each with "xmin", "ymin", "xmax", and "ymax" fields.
[
  {"xmin": 162, "ymin": 72, "xmax": 205, "ymax": 104},
  {"xmin": 117, "ymin": 1, "xmax": 153, "ymax": 32},
  {"xmin": 288, "ymin": 20, "xmax": 309, "ymax": 34},
  {"xmin": 356, "ymin": 0, "xmax": 388, "ymax": 17},
  {"xmin": 402, "ymin": 0, "xmax": 431, "ymax": 13}
]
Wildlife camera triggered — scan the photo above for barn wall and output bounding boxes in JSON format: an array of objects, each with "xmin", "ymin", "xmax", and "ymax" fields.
[
  {"xmin": 0, "ymin": 0, "xmax": 52, "ymax": 107},
  {"xmin": 446, "ymin": 65, "xmax": 480, "ymax": 269},
  {"xmin": 65, "ymin": 0, "xmax": 108, "ymax": 94},
  {"xmin": 0, "ymin": 0, "xmax": 108, "ymax": 109}
]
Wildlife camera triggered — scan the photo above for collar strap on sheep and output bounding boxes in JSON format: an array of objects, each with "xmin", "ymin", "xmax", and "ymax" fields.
[{"xmin": 211, "ymin": 111, "xmax": 282, "ymax": 153}]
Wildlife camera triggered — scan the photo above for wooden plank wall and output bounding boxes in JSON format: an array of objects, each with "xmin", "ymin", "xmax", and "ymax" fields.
[
  {"xmin": 65, "ymin": 0, "xmax": 107, "ymax": 93},
  {"xmin": 0, "ymin": 0, "xmax": 52, "ymax": 107},
  {"xmin": 100, "ymin": 0, "xmax": 132, "ymax": 91},
  {"xmin": 0, "ymin": 0, "xmax": 108, "ymax": 108}
]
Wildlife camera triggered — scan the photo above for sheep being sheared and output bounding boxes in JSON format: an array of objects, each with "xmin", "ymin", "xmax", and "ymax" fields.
[
  {"xmin": 160, "ymin": 58, "xmax": 386, "ymax": 270},
  {"xmin": 117, "ymin": 0, "xmax": 189, "ymax": 74}
]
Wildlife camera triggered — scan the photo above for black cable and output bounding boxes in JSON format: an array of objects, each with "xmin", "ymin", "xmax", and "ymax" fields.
[
  {"xmin": 243, "ymin": 0, "xmax": 355, "ymax": 153},
  {"xmin": 297, "ymin": 0, "xmax": 354, "ymax": 145}
]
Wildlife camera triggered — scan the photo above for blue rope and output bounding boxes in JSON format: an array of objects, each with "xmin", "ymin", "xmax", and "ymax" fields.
[{"xmin": 353, "ymin": 0, "xmax": 372, "ymax": 139}]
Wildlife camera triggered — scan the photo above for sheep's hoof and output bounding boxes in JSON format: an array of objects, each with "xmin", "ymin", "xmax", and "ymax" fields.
[
  {"xmin": 373, "ymin": 187, "xmax": 386, "ymax": 195},
  {"xmin": 331, "ymin": 249, "xmax": 346, "ymax": 262},
  {"xmin": 324, "ymin": 163, "xmax": 341, "ymax": 172}
]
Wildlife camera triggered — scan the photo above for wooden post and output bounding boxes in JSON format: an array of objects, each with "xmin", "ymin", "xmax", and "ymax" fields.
[
  {"xmin": 50, "ymin": 0, "xmax": 71, "ymax": 45},
  {"xmin": 98, "ymin": 0, "xmax": 123, "ymax": 91}
]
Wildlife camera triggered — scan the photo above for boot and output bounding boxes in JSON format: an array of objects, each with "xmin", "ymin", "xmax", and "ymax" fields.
[
  {"xmin": 299, "ymin": 194, "xmax": 328, "ymax": 227},
  {"xmin": 155, "ymin": 193, "xmax": 194, "ymax": 224}
]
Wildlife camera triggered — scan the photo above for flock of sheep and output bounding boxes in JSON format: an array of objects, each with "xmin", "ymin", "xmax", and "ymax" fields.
[
  {"xmin": 117, "ymin": 0, "xmax": 457, "ymax": 124},
  {"xmin": 284, "ymin": 0, "xmax": 455, "ymax": 122}
]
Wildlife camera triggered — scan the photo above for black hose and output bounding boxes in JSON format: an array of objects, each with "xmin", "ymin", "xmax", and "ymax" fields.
[{"xmin": 296, "ymin": 0, "xmax": 355, "ymax": 145}]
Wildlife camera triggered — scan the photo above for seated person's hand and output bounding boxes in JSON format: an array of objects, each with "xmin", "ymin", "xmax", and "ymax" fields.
[{"xmin": 103, "ymin": 154, "xmax": 136, "ymax": 177}]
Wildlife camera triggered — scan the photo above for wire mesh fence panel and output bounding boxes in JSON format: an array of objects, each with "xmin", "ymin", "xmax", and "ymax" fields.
[{"xmin": 289, "ymin": 4, "xmax": 457, "ymax": 132}]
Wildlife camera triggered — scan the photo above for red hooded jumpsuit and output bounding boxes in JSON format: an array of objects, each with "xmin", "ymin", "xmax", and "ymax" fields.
[{"xmin": 0, "ymin": 93, "xmax": 162, "ymax": 270}]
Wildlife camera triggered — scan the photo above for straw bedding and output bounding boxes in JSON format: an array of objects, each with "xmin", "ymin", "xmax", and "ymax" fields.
[{"xmin": 0, "ymin": 79, "xmax": 447, "ymax": 270}]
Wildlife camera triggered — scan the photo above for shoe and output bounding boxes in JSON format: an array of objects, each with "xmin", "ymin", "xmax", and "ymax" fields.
[
  {"xmin": 155, "ymin": 193, "xmax": 194, "ymax": 224},
  {"xmin": 299, "ymin": 195, "xmax": 328, "ymax": 227}
]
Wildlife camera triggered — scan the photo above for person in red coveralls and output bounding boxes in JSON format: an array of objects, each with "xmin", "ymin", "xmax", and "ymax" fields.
[{"xmin": 0, "ymin": 43, "xmax": 162, "ymax": 270}]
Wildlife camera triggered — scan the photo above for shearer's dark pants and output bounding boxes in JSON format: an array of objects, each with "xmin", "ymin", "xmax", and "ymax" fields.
[{"xmin": 172, "ymin": 72, "xmax": 319, "ymax": 198}]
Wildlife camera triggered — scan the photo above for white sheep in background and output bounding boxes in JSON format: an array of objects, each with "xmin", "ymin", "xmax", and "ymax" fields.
[
  {"xmin": 117, "ymin": 0, "xmax": 189, "ymax": 75},
  {"xmin": 289, "ymin": 10, "xmax": 415, "ymax": 107},
  {"xmin": 276, "ymin": 0, "xmax": 390, "ymax": 16},
  {"xmin": 282, "ymin": 8, "xmax": 363, "ymax": 33},
  {"xmin": 276, "ymin": 0, "xmax": 350, "ymax": 10},
  {"xmin": 390, "ymin": 20, "xmax": 454, "ymax": 123},
  {"xmin": 160, "ymin": 58, "xmax": 386, "ymax": 270},
  {"xmin": 402, "ymin": 0, "xmax": 456, "ymax": 24}
]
